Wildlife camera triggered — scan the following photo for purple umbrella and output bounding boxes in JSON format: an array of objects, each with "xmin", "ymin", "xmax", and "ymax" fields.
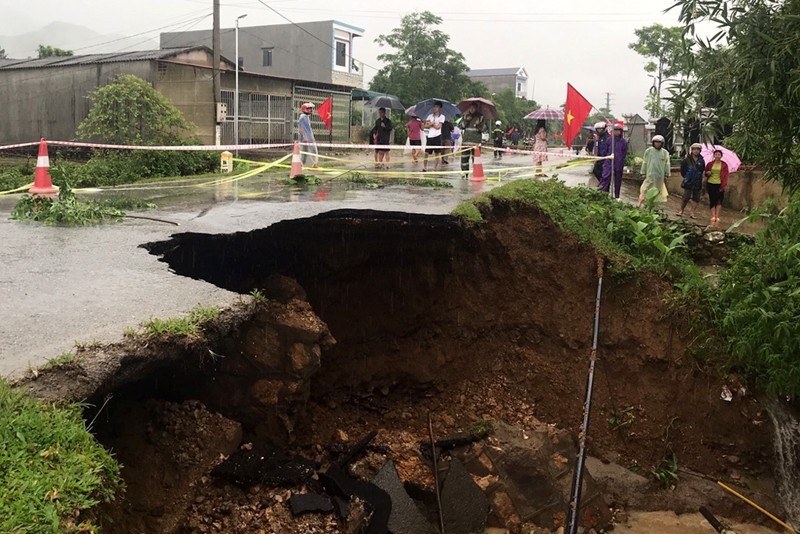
[
  {"xmin": 700, "ymin": 144, "xmax": 741, "ymax": 173},
  {"xmin": 524, "ymin": 108, "xmax": 564, "ymax": 120}
]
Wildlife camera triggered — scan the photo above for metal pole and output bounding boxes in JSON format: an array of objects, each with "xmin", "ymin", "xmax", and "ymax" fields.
[
  {"xmin": 234, "ymin": 14, "xmax": 247, "ymax": 156},
  {"xmin": 566, "ymin": 259, "xmax": 605, "ymax": 534}
]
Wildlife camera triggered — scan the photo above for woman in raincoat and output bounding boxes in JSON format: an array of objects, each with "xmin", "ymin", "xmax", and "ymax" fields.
[{"xmin": 638, "ymin": 135, "xmax": 670, "ymax": 208}]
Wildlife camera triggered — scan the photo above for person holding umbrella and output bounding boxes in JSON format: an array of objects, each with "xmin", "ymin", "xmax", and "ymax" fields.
[
  {"xmin": 423, "ymin": 101, "xmax": 446, "ymax": 172},
  {"xmin": 532, "ymin": 127, "xmax": 548, "ymax": 176},
  {"xmin": 459, "ymin": 101, "xmax": 486, "ymax": 176},
  {"xmin": 371, "ymin": 107, "xmax": 393, "ymax": 169},
  {"xmin": 704, "ymin": 148, "xmax": 729, "ymax": 225}
]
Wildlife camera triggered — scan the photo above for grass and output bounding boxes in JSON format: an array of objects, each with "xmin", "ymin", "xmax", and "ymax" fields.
[
  {"xmin": 41, "ymin": 352, "xmax": 79, "ymax": 370},
  {"xmin": 651, "ymin": 452, "xmax": 679, "ymax": 489},
  {"xmin": 0, "ymin": 378, "xmax": 122, "ymax": 533},
  {"xmin": 250, "ymin": 289, "xmax": 268, "ymax": 304},
  {"xmin": 142, "ymin": 306, "xmax": 220, "ymax": 338},
  {"xmin": 452, "ymin": 178, "xmax": 698, "ymax": 280}
]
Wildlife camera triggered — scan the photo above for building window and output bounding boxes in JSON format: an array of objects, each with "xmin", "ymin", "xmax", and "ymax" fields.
[
  {"xmin": 335, "ymin": 40, "xmax": 348, "ymax": 68},
  {"xmin": 517, "ymin": 82, "xmax": 521, "ymax": 92},
  {"xmin": 262, "ymin": 48, "xmax": 273, "ymax": 67}
]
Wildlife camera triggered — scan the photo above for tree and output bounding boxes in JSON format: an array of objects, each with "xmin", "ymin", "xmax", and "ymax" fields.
[
  {"xmin": 37, "ymin": 45, "xmax": 73, "ymax": 58},
  {"xmin": 0, "ymin": 46, "xmax": 6, "ymax": 59},
  {"xmin": 670, "ymin": 0, "xmax": 800, "ymax": 193},
  {"xmin": 77, "ymin": 74, "xmax": 194, "ymax": 144},
  {"xmin": 491, "ymin": 88, "xmax": 539, "ymax": 131},
  {"xmin": 370, "ymin": 11, "xmax": 477, "ymax": 106},
  {"xmin": 628, "ymin": 24, "xmax": 693, "ymax": 117}
]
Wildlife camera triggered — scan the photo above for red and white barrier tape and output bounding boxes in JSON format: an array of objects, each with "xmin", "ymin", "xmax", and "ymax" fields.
[{"xmin": 1, "ymin": 139, "xmax": 611, "ymax": 160}]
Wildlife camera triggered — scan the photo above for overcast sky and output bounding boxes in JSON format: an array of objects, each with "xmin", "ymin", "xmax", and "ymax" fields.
[{"xmin": 2, "ymin": 0, "xmax": 684, "ymax": 117}]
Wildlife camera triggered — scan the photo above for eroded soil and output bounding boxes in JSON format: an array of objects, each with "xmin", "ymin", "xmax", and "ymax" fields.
[{"xmin": 21, "ymin": 202, "xmax": 784, "ymax": 532}]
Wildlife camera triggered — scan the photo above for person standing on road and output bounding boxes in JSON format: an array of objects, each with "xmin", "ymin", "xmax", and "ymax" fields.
[
  {"xmin": 532, "ymin": 126, "xmax": 548, "ymax": 177},
  {"xmin": 638, "ymin": 134, "xmax": 670, "ymax": 208},
  {"xmin": 423, "ymin": 101, "xmax": 446, "ymax": 172},
  {"xmin": 591, "ymin": 121, "xmax": 611, "ymax": 187},
  {"xmin": 372, "ymin": 107, "xmax": 393, "ymax": 169},
  {"xmin": 704, "ymin": 149, "xmax": 729, "ymax": 225},
  {"xmin": 677, "ymin": 143, "xmax": 705, "ymax": 218},
  {"xmin": 492, "ymin": 120, "xmax": 505, "ymax": 159},
  {"xmin": 298, "ymin": 102, "xmax": 318, "ymax": 168},
  {"xmin": 459, "ymin": 103, "xmax": 484, "ymax": 176},
  {"xmin": 441, "ymin": 119, "xmax": 454, "ymax": 164},
  {"xmin": 601, "ymin": 124, "xmax": 628, "ymax": 198},
  {"xmin": 407, "ymin": 114, "xmax": 423, "ymax": 164}
]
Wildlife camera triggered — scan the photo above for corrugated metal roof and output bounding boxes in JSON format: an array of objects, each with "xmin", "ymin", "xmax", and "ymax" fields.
[
  {"xmin": 0, "ymin": 47, "xmax": 210, "ymax": 70},
  {"xmin": 467, "ymin": 67, "xmax": 526, "ymax": 77}
]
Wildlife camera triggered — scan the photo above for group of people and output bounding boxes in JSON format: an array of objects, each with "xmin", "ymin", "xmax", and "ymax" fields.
[
  {"xmin": 638, "ymin": 135, "xmax": 729, "ymax": 224},
  {"xmin": 299, "ymin": 101, "xmax": 730, "ymax": 223}
]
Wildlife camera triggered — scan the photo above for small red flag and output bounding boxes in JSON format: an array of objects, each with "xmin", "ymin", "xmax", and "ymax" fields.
[
  {"xmin": 563, "ymin": 83, "xmax": 593, "ymax": 149},
  {"xmin": 317, "ymin": 97, "xmax": 333, "ymax": 132}
]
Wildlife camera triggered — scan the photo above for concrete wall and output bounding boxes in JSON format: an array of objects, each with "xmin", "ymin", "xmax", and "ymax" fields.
[
  {"xmin": 161, "ymin": 21, "xmax": 363, "ymax": 88},
  {"xmin": 0, "ymin": 61, "xmax": 154, "ymax": 144},
  {"xmin": 664, "ymin": 167, "xmax": 787, "ymax": 211},
  {"xmin": 156, "ymin": 62, "xmax": 216, "ymax": 145}
]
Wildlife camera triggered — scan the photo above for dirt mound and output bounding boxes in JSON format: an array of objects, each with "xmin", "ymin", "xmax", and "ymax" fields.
[{"xmin": 24, "ymin": 202, "xmax": 782, "ymax": 532}]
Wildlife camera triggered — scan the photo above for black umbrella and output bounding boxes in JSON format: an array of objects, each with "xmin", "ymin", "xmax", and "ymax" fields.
[{"xmin": 365, "ymin": 95, "xmax": 406, "ymax": 111}]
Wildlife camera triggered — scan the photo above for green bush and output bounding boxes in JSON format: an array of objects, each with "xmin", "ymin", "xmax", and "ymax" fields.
[
  {"xmin": 714, "ymin": 196, "xmax": 800, "ymax": 395},
  {"xmin": 0, "ymin": 379, "xmax": 122, "ymax": 533},
  {"xmin": 50, "ymin": 148, "xmax": 218, "ymax": 188},
  {"xmin": 0, "ymin": 166, "xmax": 33, "ymax": 192}
]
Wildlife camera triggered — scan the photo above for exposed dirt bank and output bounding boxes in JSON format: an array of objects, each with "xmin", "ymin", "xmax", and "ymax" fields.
[{"xmin": 15, "ymin": 202, "xmax": 783, "ymax": 532}]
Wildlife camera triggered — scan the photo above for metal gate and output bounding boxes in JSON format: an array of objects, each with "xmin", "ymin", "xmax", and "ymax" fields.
[
  {"xmin": 220, "ymin": 90, "xmax": 293, "ymax": 145},
  {"xmin": 292, "ymin": 86, "xmax": 352, "ymax": 144}
]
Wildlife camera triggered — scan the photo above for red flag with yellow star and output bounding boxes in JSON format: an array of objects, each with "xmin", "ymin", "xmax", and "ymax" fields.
[
  {"xmin": 317, "ymin": 97, "xmax": 333, "ymax": 132},
  {"xmin": 563, "ymin": 84, "xmax": 593, "ymax": 149}
]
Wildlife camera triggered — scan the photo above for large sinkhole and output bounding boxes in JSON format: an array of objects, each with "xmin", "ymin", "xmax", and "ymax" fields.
[{"xmin": 65, "ymin": 204, "xmax": 781, "ymax": 532}]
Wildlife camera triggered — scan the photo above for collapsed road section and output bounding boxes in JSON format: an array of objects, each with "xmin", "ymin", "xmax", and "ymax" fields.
[{"xmin": 19, "ymin": 202, "xmax": 781, "ymax": 532}]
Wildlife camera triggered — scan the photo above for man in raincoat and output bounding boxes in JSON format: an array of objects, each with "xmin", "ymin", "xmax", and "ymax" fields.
[
  {"xmin": 298, "ymin": 102, "xmax": 318, "ymax": 167},
  {"xmin": 599, "ymin": 124, "xmax": 628, "ymax": 198}
]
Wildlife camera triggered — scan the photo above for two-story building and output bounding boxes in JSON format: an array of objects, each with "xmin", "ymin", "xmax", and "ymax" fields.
[{"xmin": 466, "ymin": 67, "xmax": 529, "ymax": 98}]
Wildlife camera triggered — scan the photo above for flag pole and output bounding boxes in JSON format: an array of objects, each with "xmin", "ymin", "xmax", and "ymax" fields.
[{"xmin": 329, "ymin": 93, "xmax": 333, "ymax": 153}]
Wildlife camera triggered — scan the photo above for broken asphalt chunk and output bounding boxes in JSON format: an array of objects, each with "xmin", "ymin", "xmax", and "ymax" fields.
[
  {"xmin": 210, "ymin": 443, "xmax": 317, "ymax": 488},
  {"xmin": 441, "ymin": 458, "xmax": 489, "ymax": 534},
  {"xmin": 372, "ymin": 460, "xmax": 436, "ymax": 534},
  {"xmin": 320, "ymin": 464, "xmax": 390, "ymax": 534}
]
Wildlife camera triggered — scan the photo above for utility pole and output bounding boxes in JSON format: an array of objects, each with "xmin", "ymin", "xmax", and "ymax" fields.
[
  {"xmin": 212, "ymin": 0, "xmax": 221, "ymax": 143},
  {"xmin": 604, "ymin": 92, "xmax": 613, "ymax": 114}
]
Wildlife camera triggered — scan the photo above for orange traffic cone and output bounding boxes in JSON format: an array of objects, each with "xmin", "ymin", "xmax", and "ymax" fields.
[
  {"xmin": 289, "ymin": 141, "xmax": 304, "ymax": 179},
  {"xmin": 470, "ymin": 144, "xmax": 486, "ymax": 182},
  {"xmin": 28, "ymin": 138, "xmax": 58, "ymax": 196}
]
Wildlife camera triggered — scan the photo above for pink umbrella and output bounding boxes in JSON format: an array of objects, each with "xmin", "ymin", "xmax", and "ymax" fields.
[
  {"xmin": 700, "ymin": 144, "xmax": 741, "ymax": 173},
  {"xmin": 457, "ymin": 97, "xmax": 498, "ymax": 121},
  {"xmin": 524, "ymin": 108, "xmax": 564, "ymax": 120}
]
